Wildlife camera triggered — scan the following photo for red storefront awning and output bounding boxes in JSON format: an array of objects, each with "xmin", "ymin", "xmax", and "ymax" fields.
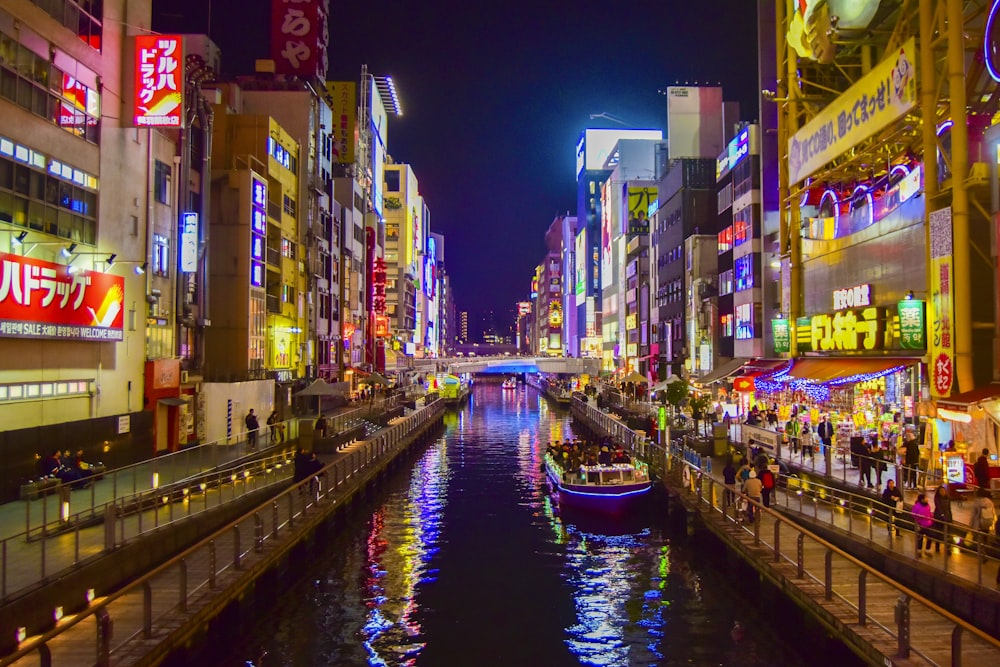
[
  {"xmin": 782, "ymin": 357, "xmax": 916, "ymax": 384},
  {"xmin": 936, "ymin": 384, "xmax": 1000, "ymax": 412}
]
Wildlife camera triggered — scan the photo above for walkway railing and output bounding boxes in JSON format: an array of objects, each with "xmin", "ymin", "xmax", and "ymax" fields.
[
  {"xmin": 0, "ymin": 399, "xmax": 444, "ymax": 667},
  {"xmin": 667, "ymin": 452, "xmax": 1000, "ymax": 665},
  {"xmin": 1, "ymin": 446, "xmax": 299, "ymax": 604}
]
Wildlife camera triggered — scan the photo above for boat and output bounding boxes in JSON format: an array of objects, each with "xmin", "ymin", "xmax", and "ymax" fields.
[
  {"xmin": 543, "ymin": 452, "xmax": 652, "ymax": 515},
  {"xmin": 501, "ymin": 377, "xmax": 517, "ymax": 390}
]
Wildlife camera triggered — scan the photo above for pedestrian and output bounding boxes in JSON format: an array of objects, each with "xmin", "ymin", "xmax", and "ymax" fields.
[
  {"xmin": 267, "ymin": 410, "xmax": 282, "ymax": 444},
  {"xmin": 742, "ymin": 470, "xmax": 763, "ymax": 523},
  {"xmin": 970, "ymin": 488, "xmax": 996, "ymax": 546},
  {"xmin": 723, "ymin": 457, "xmax": 737, "ymax": 510},
  {"xmin": 245, "ymin": 409, "xmax": 259, "ymax": 450},
  {"xmin": 801, "ymin": 424, "xmax": 813, "ymax": 459},
  {"xmin": 871, "ymin": 439, "xmax": 885, "ymax": 488},
  {"xmin": 974, "ymin": 448, "xmax": 991, "ymax": 490},
  {"xmin": 786, "ymin": 417, "xmax": 799, "ymax": 455},
  {"xmin": 932, "ymin": 484, "xmax": 952, "ymax": 553},
  {"xmin": 315, "ymin": 414, "xmax": 328, "ymax": 439},
  {"xmin": 901, "ymin": 428, "xmax": 920, "ymax": 489},
  {"xmin": 911, "ymin": 493, "xmax": 934, "ymax": 556},
  {"xmin": 881, "ymin": 479, "xmax": 903, "ymax": 536},
  {"xmin": 817, "ymin": 416, "xmax": 833, "ymax": 457},
  {"xmin": 760, "ymin": 465, "xmax": 776, "ymax": 508}
]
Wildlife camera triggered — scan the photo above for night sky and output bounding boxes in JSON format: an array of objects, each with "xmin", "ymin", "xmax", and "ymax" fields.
[{"xmin": 154, "ymin": 0, "xmax": 760, "ymax": 317}]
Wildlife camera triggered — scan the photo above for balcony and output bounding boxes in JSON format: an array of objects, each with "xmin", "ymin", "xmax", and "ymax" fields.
[
  {"xmin": 266, "ymin": 247, "xmax": 281, "ymax": 266},
  {"xmin": 266, "ymin": 294, "xmax": 280, "ymax": 313}
]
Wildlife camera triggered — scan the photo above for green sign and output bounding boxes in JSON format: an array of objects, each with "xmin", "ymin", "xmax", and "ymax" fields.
[
  {"xmin": 897, "ymin": 299, "xmax": 926, "ymax": 350},
  {"xmin": 772, "ymin": 318, "xmax": 790, "ymax": 354},
  {"xmin": 658, "ymin": 406, "xmax": 667, "ymax": 433}
]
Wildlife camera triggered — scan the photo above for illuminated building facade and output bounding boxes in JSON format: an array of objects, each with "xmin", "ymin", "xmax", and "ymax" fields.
[{"xmin": 0, "ymin": 1, "xmax": 198, "ymax": 484}]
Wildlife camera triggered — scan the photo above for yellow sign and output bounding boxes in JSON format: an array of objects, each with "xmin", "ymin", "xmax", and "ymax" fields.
[
  {"xmin": 788, "ymin": 37, "xmax": 916, "ymax": 184},
  {"xmin": 928, "ymin": 207, "xmax": 954, "ymax": 397},
  {"xmin": 796, "ymin": 307, "xmax": 892, "ymax": 352},
  {"xmin": 325, "ymin": 81, "xmax": 357, "ymax": 165}
]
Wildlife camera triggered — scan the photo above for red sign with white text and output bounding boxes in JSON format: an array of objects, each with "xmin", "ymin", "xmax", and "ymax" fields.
[
  {"xmin": 0, "ymin": 253, "xmax": 124, "ymax": 341},
  {"xmin": 270, "ymin": 0, "xmax": 329, "ymax": 79},
  {"xmin": 134, "ymin": 35, "xmax": 183, "ymax": 127}
]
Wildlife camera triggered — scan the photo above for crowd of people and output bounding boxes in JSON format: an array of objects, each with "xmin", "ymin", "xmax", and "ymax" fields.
[
  {"xmin": 545, "ymin": 437, "xmax": 632, "ymax": 473},
  {"xmin": 38, "ymin": 449, "xmax": 99, "ymax": 488}
]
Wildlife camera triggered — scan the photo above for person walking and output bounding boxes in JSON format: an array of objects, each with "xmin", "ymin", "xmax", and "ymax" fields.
[
  {"xmin": 911, "ymin": 493, "xmax": 934, "ymax": 556},
  {"xmin": 970, "ymin": 488, "xmax": 996, "ymax": 549},
  {"xmin": 881, "ymin": 479, "xmax": 903, "ymax": 536},
  {"xmin": 760, "ymin": 465, "xmax": 776, "ymax": 508},
  {"xmin": 267, "ymin": 410, "xmax": 282, "ymax": 444},
  {"xmin": 742, "ymin": 470, "xmax": 763, "ymax": 523},
  {"xmin": 974, "ymin": 448, "xmax": 991, "ymax": 490},
  {"xmin": 245, "ymin": 409, "xmax": 260, "ymax": 450},
  {"xmin": 932, "ymin": 484, "xmax": 952, "ymax": 553},
  {"xmin": 901, "ymin": 428, "xmax": 920, "ymax": 489},
  {"xmin": 817, "ymin": 416, "xmax": 834, "ymax": 458},
  {"xmin": 723, "ymin": 458, "xmax": 737, "ymax": 511}
]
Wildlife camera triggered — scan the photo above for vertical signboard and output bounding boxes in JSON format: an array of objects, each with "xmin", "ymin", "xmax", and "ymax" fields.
[
  {"xmin": 574, "ymin": 229, "xmax": 586, "ymax": 305},
  {"xmin": 270, "ymin": 0, "xmax": 329, "ymax": 80},
  {"xmin": 250, "ymin": 174, "xmax": 267, "ymax": 288},
  {"xmin": 771, "ymin": 318, "xmax": 790, "ymax": 354},
  {"xmin": 180, "ymin": 212, "xmax": 198, "ymax": 272},
  {"xmin": 325, "ymin": 81, "xmax": 356, "ymax": 164},
  {"xmin": 929, "ymin": 207, "xmax": 954, "ymax": 397},
  {"xmin": 897, "ymin": 299, "xmax": 926, "ymax": 350},
  {"xmin": 134, "ymin": 35, "xmax": 183, "ymax": 127}
]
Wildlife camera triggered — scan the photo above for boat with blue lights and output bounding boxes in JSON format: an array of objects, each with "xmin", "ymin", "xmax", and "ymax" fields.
[{"xmin": 543, "ymin": 453, "xmax": 652, "ymax": 515}]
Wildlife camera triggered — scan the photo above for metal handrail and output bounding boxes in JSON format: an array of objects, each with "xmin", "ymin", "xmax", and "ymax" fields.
[
  {"xmin": 0, "ymin": 446, "xmax": 301, "ymax": 603},
  {"xmin": 671, "ymin": 454, "xmax": 1000, "ymax": 661},
  {"xmin": 0, "ymin": 399, "xmax": 443, "ymax": 666}
]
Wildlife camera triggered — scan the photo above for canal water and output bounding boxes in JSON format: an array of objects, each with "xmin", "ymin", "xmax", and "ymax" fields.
[{"xmin": 202, "ymin": 384, "xmax": 858, "ymax": 666}]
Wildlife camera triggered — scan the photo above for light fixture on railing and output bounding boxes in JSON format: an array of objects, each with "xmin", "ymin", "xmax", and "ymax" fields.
[
  {"xmin": 61, "ymin": 243, "xmax": 77, "ymax": 258},
  {"xmin": 12, "ymin": 231, "xmax": 27, "ymax": 245},
  {"xmin": 135, "ymin": 262, "xmax": 147, "ymax": 275},
  {"xmin": 105, "ymin": 253, "xmax": 116, "ymax": 267}
]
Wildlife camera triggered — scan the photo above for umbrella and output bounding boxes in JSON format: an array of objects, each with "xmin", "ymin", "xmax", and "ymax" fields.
[
  {"xmin": 622, "ymin": 371, "xmax": 648, "ymax": 384},
  {"xmin": 359, "ymin": 372, "xmax": 391, "ymax": 386},
  {"xmin": 293, "ymin": 378, "xmax": 349, "ymax": 397},
  {"xmin": 293, "ymin": 379, "xmax": 348, "ymax": 417},
  {"xmin": 651, "ymin": 375, "xmax": 683, "ymax": 393}
]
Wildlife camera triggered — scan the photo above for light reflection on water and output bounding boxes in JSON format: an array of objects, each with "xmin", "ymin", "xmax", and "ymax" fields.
[{"xmin": 214, "ymin": 384, "xmax": 816, "ymax": 667}]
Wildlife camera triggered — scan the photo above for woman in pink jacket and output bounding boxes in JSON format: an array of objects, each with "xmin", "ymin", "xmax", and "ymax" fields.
[{"xmin": 911, "ymin": 493, "xmax": 934, "ymax": 556}]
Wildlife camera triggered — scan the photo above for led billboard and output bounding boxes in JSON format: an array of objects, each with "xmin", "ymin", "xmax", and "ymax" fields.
[{"xmin": 576, "ymin": 129, "xmax": 662, "ymax": 178}]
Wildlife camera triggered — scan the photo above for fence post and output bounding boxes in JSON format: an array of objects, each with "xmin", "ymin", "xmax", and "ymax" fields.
[
  {"xmin": 233, "ymin": 526, "xmax": 241, "ymax": 570},
  {"xmin": 858, "ymin": 570, "xmax": 867, "ymax": 625},
  {"xmin": 824, "ymin": 550, "xmax": 833, "ymax": 600},
  {"xmin": 773, "ymin": 520, "xmax": 781, "ymax": 563},
  {"xmin": 209, "ymin": 540, "xmax": 217, "ymax": 589},
  {"xmin": 95, "ymin": 607, "xmax": 112, "ymax": 667},
  {"xmin": 179, "ymin": 558, "xmax": 188, "ymax": 612},
  {"xmin": 951, "ymin": 626, "xmax": 963, "ymax": 667},
  {"xmin": 796, "ymin": 533, "xmax": 804, "ymax": 578},
  {"xmin": 895, "ymin": 594, "xmax": 911, "ymax": 658}
]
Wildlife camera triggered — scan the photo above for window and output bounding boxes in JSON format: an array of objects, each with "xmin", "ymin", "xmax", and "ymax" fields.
[
  {"xmin": 718, "ymin": 269, "xmax": 734, "ymax": 295},
  {"xmin": 720, "ymin": 314, "xmax": 733, "ymax": 337},
  {"xmin": 281, "ymin": 237, "xmax": 295, "ymax": 259},
  {"xmin": 718, "ymin": 226, "xmax": 733, "ymax": 254},
  {"xmin": 384, "ymin": 170, "xmax": 400, "ymax": 192},
  {"xmin": 283, "ymin": 194, "xmax": 296, "ymax": 217},
  {"xmin": 30, "ymin": 0, "xmax": 104, "ymax": 51},
  {"xmin": 735, "ymin": 303, "xmax": 754, "ymax": 340},
  {"xmin": 153, "ymin": 234, "xmax": 169, "ymax": 276},
  {"xmin": 154, "ymin": 160, "xmax": 171, "ymax": 204},
  {"xmin": 0, "ymin": 144, "xmax": 98, "ymax": 243},
  {"xmin": 0, "ymin": 29, "xmax": 100, "ymax": 141},
  {"xmin": 734, "ymin": 255, "xmax": 754, "ymax": 291}
]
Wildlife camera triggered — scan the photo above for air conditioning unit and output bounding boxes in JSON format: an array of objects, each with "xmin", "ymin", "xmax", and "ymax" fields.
[{"xmin": 180, "ymin": 370, "xmax": 189, "ymax": 384}]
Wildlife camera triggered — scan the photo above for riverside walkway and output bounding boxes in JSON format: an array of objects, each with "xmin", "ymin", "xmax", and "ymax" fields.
[
  {"xmin": 572, "ymin": 397, "xmax": 1000, "ymax": 666},
  {"xmin": 0, "ymin": 397, "xmax": 445, "ymax": 666}
]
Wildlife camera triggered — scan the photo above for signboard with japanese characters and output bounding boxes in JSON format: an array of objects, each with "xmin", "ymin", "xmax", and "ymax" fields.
[
  {"xmin": 0, "ymin": 252, "xmax": 124, "ymax": 341},
  {"xmin": 929, "ymin": 207, "xmax": 954, "ymax": 397},
  {"xmin": 325, "ymin": 81, "xmax": 356, "ymax": 164},
  {"xmin": 897, "ymin": 299, "xmax": 926, "ymax": 350},
  {"xmin": 795, "ymin": 307, "xmax": 893, "ymax": 353},
  {"xmin": 788, "ymin": 37, "xmax": 916, "ymax": 184},
  {"xmin": 134, "ymin": 35, "xmax": 183, "ymax": 128},
  {"xmin": 270, "ymin": 0, "xmax": 330, "ymax": 80},
  {"xmin": 771, "ymin": 318, "xmax": 790, "ymax": 354}
]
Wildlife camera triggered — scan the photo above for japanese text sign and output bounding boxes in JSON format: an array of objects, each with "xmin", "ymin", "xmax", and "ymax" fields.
[
  {"xmin": 270, "ymin": 0, "xmax": 329, "ymax": 80},
  {"xmin": 771, "ymin": 318, "xmax": 790, "ymax": 354},
  {"xmin": 134, "ymin": 35, "xmax": 183, "ymax": 127},
  {"xmin": 929, "ymin": 207, "xmax": 954, "ymax": 396},
  {"xmin": 0, "ymin": 252, "xmax": 124, "ymax": 341},
  {"xmin": 788, "ymin": 37, "xmax": 916, "ymax": 184},
  {"xmin": 795, "ymin": 307, "xmax": 893, "ymax": 353},
  {"xmin": 897, "ymin": 299, "xmax": 926, "ymax": 351}
]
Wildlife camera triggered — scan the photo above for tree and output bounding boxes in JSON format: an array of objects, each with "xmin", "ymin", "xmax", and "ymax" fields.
[{"xmin": 663, "ymin": 378, "xmax": 690, "ymax": 423}]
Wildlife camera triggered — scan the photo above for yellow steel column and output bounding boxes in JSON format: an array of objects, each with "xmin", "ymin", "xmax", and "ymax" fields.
[
  {"xmin": 919, "ymin": 0, "xmax": 938, "ymax": 398},
  {"xmin": 777, "ymin": 0, "xmax": 789, "ymax": 262},
  {"xmin": 785, "ymin": 0, "xmax": 802, "ymax": 357},
  {"xmin": 946, "ymin": 0, "xmax": 972, "ymax": 392}
]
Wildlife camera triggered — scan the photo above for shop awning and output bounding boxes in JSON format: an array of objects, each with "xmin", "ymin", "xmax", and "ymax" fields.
[
  {"xmin": 158, "ymin": 397, "xmax": 188, "ymax": 406},
  {"xmin": 693, "ymin": 357, "xmax": 750, "ymax": 385},
  {"xmin": 936, "ymin": 384, "xmax": 1000, "ymax": 412},
  {"xmin": 782, "ymin": 357, "xmax": 917, "ymax": 385}
]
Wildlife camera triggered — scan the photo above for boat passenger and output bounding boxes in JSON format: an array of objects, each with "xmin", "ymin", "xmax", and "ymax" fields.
[{"xmin": 598, "ymin": 446, "xmax": 612, "ymax": 465}]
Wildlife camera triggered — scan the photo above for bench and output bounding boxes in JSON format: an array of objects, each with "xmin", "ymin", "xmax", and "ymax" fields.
[{"xmin": 19, "ymin": 478, "xmax": 62, "ymax": 500}]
